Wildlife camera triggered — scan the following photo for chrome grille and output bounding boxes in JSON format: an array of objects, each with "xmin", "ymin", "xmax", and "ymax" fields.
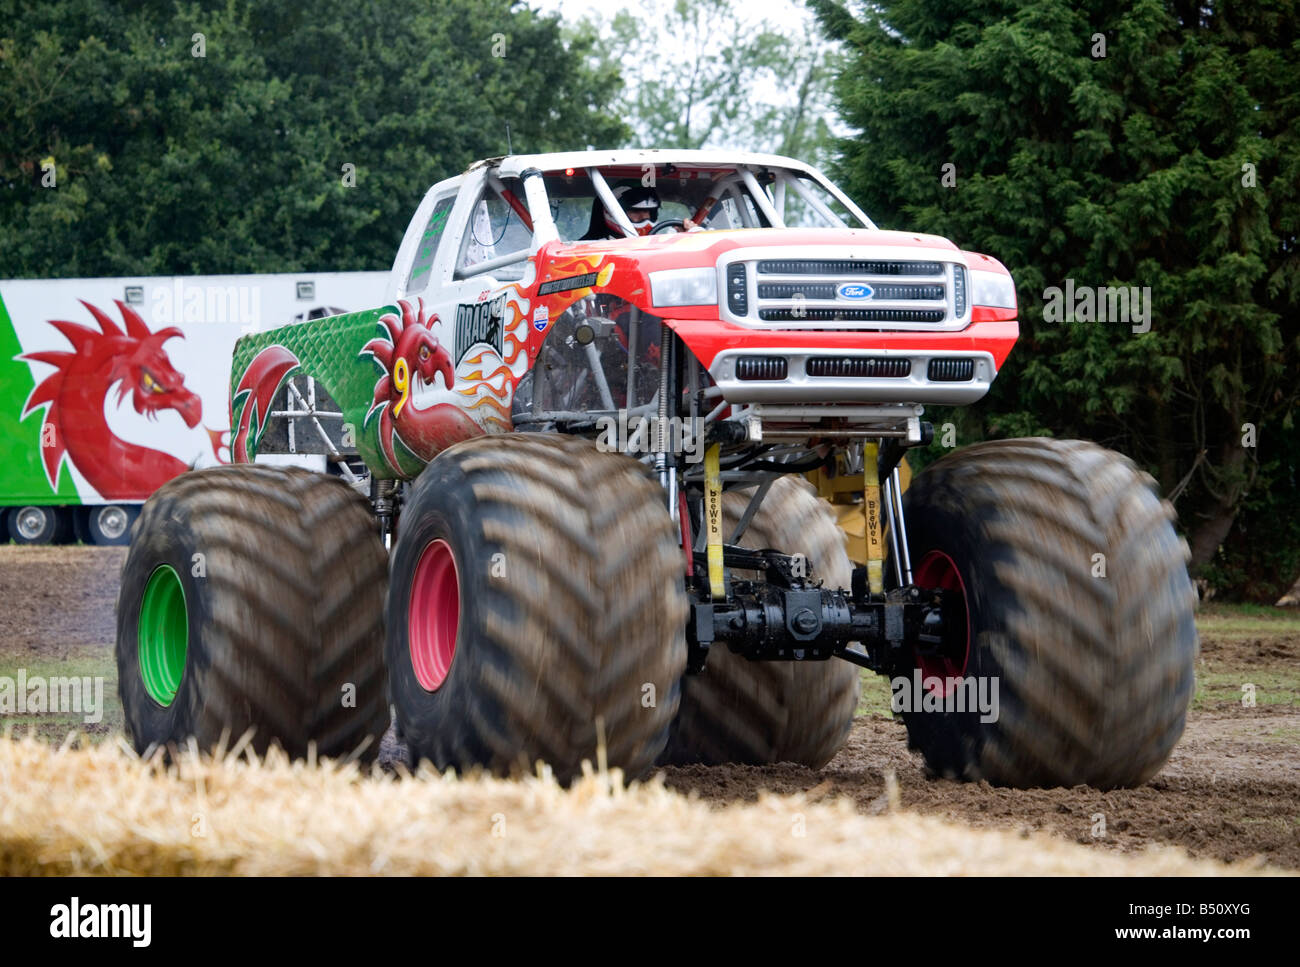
[{"xmin": 726, "ymin": 257, "xmax": 963, "ymax": 329}]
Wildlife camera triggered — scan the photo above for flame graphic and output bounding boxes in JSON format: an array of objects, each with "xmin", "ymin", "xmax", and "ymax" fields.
[
  {"xmin": 504, "ymin": 332, "xmax": 528, "ymax": 364},
  {"xmin": 547, "ymin": 255, "xmax": 604, "ymax": 276},
  {"xmin": 433, "ymin": 280, "xmax": 530, "ymax": 434},
  {"xmin": 468, "ymin": 396, "xmax": 512, "ymax": 418},
  {"xmin": 477, "ymin": 365, "xmax": 513, "ymax": 398},
  {"xmin": 535, "ymin": 254, "xmax": 613, "ymax": 319}
]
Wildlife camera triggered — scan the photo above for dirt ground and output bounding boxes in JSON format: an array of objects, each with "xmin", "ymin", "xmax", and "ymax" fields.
[
  {"xmin": 3, "ymin": 544, "xmax": 1297, "ymax": 871},
  {"xmin": 0, "ymin": 545, "xmax": 124, "ymax": 658}
]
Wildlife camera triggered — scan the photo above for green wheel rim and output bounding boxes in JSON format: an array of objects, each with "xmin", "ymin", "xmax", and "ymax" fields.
[{"xmin": 138, "ymin": 564, "xmax": 188, "ymax": 706}]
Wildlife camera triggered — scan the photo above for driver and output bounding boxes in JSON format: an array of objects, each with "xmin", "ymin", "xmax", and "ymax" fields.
[{"xmin": 580, "ymin": 185, "xmax": 699, "ymax": 240}]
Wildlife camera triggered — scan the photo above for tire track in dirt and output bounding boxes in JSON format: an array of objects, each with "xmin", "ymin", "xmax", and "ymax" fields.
[{"xmin": 661, "ymin": 704, "xmax": 1300, "ymax": 871}]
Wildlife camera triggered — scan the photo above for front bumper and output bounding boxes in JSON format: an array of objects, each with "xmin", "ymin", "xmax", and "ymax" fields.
[
  {"xmin": 661, "ymin": 316, "xmax": 1019, "ymax": 407},
  {"xmin": 709, "ymin": 347, "xmax": 998, "ymax": 405}
]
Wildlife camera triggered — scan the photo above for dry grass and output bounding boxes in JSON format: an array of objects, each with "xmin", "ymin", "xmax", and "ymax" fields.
[{"xmin": 0, "ymin": 735, "xmax": 1281, "ymax": 876}]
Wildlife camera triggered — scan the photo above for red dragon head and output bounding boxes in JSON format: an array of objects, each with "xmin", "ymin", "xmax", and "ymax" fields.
[
  {"xmin": 107, "ymin": 323, "xmax": 201, "ymax": 428},
  {"xmin": 361, "ymin": 298, "xmax": 481, "ymax": 474},
  {"xmin": 19, "ymin": 300, "xmax": 208, "ymax": 495}
]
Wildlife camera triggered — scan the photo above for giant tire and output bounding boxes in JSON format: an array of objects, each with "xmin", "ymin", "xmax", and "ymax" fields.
[
  {"xmin": 658, "ymin": 475, "xmax": 861, "ymax": 768},
  {"xmin": 116, "ymin": 465, "xmax": 389, "ymax": 760},
  {"xmin": 386, "ymin": 434, "xmax": 687, "ymax": 782},
  {"xmin": 895, "ymin": 438, "xmax": 1198, "ymax": 788}
]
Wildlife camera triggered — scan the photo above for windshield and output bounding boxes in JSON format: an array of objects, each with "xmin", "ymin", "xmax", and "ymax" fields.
[{"xmin": 540, "ymin": 164, "xmax": 871, "ymax": 241}]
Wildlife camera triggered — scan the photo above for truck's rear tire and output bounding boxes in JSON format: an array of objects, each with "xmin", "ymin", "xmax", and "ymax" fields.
[
  {"xmin": 386, "ymin": 434, "xmax": 687, "ymax": 782},
  {"xmin": 116, "ymin": 465, "xmax": 389, "ymax": 760},
  {"xmin": 7, "ymin": 505, "xmax": 71, "ymax": 545},
  {"xmin": 659, "ymin": 476, "xmax": 861, "ymax": 768},
  {"xmin": 895, "ymin": 438, "xmax": 1198, "ymax": 788}
]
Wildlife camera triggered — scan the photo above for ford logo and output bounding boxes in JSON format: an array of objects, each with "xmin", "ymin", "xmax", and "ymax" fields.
[{"xmin": 837, "ymin": 283, "xmax": 874, "ymax": 300}]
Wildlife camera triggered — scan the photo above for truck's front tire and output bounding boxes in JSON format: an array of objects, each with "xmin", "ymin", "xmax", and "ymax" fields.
[
  {"xmin": 116, "ymin": 466, "xmax": 389, "ymax": 760},
  {"xmin": 386, "ymin": 434, "xmax": 687, "ymax": 782},
  {"xmin": 895, "ymin": 438, "xmax": 1198, "ymax": 788}
]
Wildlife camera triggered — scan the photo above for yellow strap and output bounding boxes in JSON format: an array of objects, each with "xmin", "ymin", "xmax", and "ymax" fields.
[
  {"xmin": 862, "ymin": 442, "xmax": 884, "ymax": 594},
  {"xmin": 705, "ymin": 443, "xmax": 725, "ymax": 599}
]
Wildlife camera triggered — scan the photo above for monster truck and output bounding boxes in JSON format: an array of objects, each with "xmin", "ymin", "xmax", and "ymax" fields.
[{"xmin": 116, "ymin": 150, "xmax": 1197, "ymax": 787}]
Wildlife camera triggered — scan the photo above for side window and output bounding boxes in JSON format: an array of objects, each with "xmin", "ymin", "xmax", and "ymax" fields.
[
  {"xmin": 457, "ymin": 179, "xmax": 532, "ymax": 280},
  {"xmin": 406, "ymin": 195, "xmax": 456, "ymax": 295}
]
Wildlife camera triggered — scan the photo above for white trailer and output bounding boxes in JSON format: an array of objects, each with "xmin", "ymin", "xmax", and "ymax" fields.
[{"xmin": 0, "ymin": 272, "xmax": 388, "ymax": 543}]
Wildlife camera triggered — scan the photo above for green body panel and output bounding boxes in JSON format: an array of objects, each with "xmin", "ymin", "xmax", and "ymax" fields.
[
  {"xmin": 230, "ymin": 306, "xmax": 399, "ymax": 476},
  {"xmin": 0, "ymin": 292, "xmax": 81, "ymax": 506}
]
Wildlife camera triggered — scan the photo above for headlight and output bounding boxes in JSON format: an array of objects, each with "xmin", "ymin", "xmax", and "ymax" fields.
[
  {"xmin": 649, "ymin": 267, "xmax": 717, "ymax": 307},
  {"xmin": 969, "ymin": 268, "xmax": 1017, "ymax": 309}
]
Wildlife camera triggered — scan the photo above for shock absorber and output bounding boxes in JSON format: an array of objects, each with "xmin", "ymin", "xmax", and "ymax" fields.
[
  {"xmin": 862, "ymin": 441, "xmax": 885, "ymax": 595},
  {"xmin": 656, "ymin": 323, "xmax": 678, "ymax": 521},
  {"xmin": 372, "ymin": 477, "xmax": 398, "ymax": 540}
]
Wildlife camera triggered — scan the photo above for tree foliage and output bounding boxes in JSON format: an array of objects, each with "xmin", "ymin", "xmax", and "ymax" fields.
[
  {"xmin": 815, "ymin": 0, "xmax": 1300, "ymax": 597},
  {"xmin": 582, "ymin": 0, "xmax": 843, "ymax": 166},
  {"xmin": 0, "ymin": 0, "xmax": 627, "ymax": 276}
]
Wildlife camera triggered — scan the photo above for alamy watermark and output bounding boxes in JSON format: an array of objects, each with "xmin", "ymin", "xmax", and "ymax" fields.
[
  {"xmin": 595, "ymin": 411, "xmax": 705, "ymax": 464},
  {"xmin": 0, "ymin": 670, "xmax": 104, "ymax": 724},
  {"xmin": 150, "ymin": 279, "xmax": 262, "ymax": 329},
  {"xmin": 50, "ymin": 897, "xmax": 150, "ymax": 947},
  {"xmin": 1042, "ymin": 279, "xmax": 1151, "ymax": 334},
  {"xmin": 890, "ymin": 669, "xmax": 999, "ymax": 723}
]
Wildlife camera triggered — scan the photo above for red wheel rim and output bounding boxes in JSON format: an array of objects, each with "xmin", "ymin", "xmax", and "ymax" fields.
[
  {"xmin": 409, "ymin": 539, "xmax": 460, "ymax": 691},
  {"xmin": 913, "ymin": 549, "xmax": 971, "ymax": 695}
]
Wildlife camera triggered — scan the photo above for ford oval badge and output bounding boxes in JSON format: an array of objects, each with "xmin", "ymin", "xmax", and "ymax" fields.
[{"xmin": 837, "ymin": 283, "xmax": 874, "ymax": 300}]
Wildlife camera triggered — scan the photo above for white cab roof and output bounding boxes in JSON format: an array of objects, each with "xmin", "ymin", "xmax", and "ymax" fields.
[{"xmin": 491, "ymin": 149, "xmax": 825, "ymax": 178}]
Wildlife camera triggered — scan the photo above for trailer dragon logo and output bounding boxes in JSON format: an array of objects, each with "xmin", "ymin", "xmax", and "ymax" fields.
[
  {"xmin": 361, "ymin": 298, "xmax": 483, "ymax": 473},
  {"xmin": 18, "ymin": 300, "xmax": 225, "ymax": 499}
]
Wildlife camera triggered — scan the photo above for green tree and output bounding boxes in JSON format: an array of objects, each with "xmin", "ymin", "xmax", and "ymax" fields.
[
  {"xmin": 815, "ymin": 0, "xmax": 1299, "ymax": 596},
  {"xmin": 0, "ymin": 0, "xmax": 628, "ymax": 277},
  {"xmin": 579, "ymin": 0, "xmax": 844, "ymax": 165}
]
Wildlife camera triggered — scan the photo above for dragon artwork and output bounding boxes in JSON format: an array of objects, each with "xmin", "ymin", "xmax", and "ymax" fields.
[
  {"xmin": 230, "ymin": 297, "xmax": 520, "ymax": 475},
  {"xmin": 228, "ymin": 296, "xmax": 488, "ymax": 473},
  {"xmin": 360, "ymin": 298, "xmax": 482, "ymax": 473},
  {"xmin": 19, "ymin": 300, "xmax": 224, "ymax": 500},
  {"xmin": 230, "ymin": 344, "xmax": 300, "ymax": 464}
]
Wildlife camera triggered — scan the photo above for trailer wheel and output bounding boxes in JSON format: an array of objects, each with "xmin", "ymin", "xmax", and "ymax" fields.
[
  {"xmin": 7, "ymin": 505, "xmax": 71, "ymax": 545},
  {"xmin": 116, "ymin": 465, "xmax": 389, "ymax": 760},
  {"xmin": 895, "ymin": 438, "xmax": 1198, "ymax": 788},
  {"xmin": 659, "ymin": 476, "xmax": 861, "ymax": 768},
  {"xmin": 386, "ymin": 434, "xmax": 687, "ymax": 783},
  {"xmin": 78, "ymin": 504, "xmax": 140, "ymax": 546}
]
